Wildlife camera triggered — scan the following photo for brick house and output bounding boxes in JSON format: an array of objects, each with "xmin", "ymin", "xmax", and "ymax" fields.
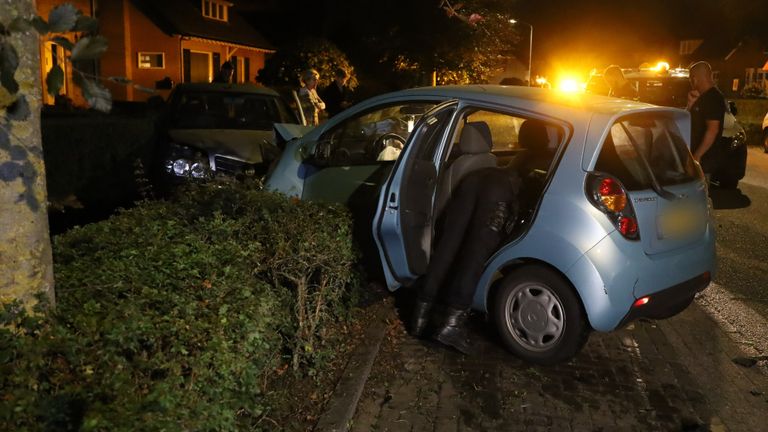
[
  {"xmin": 678, "ymin": 36, "xmax": 768, "ymax": 97},
  {"xmin": 36, "ymin": 0, "xmax": 275, "ymax": 105}
]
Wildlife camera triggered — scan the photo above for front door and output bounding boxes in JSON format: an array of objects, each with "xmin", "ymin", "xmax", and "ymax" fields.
[
  {"xmin": 301, "ymin": 101, "xmax": 439, "ymax": 271},
  {"xmin": 373, "ymin": 102, "xmax": 458, "ymax": 290}
]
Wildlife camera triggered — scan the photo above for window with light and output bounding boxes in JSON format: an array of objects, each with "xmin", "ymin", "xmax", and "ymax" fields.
[{"xmin": 202, "ymin": 0, "xmax": 229, "ymax": 22}]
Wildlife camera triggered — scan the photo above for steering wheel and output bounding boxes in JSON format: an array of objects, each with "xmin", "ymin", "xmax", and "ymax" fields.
[{"xmin": 371, "ymin": 133, "xmax": 406, "ymax": 159}]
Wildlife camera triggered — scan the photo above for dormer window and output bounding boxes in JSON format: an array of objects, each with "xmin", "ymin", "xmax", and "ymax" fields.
[{"xmin": 202, "ymin": 0, "xmax": 230, "ymax": 22}]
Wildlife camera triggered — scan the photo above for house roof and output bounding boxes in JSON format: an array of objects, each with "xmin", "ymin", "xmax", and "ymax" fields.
[{"xmin": 130, "ymin": 0, "xmax": 275, "ymax": 52}]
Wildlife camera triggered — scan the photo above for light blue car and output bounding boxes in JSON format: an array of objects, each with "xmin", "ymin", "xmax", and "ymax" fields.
[{"xmin": 267, "ymin": 85, "xmax": 716, "ymax": 364}]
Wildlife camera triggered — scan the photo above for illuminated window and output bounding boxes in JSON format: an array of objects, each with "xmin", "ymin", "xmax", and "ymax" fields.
[
  {"xmin": 202, "ymin": 0, "xmax": 229, "ymax": 22},
  {"xmin": 138, "ymin": 52, "xmax": 165, "ymax": 69}
]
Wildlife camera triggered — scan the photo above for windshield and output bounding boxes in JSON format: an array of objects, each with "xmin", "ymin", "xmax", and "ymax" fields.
[
  {"xmin": 169, "ymin": 91, "xmax": 297, "ymax": 130},
  {"xmin": 630, "ymin": 77, "xmax": 690, "ymax": 108},
  {"xmin": 595, "ymin": 114, "xmax": 699, "ymax": 190}
]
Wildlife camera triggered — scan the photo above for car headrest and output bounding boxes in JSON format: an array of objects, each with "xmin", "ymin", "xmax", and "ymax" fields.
[
  {"xmin": 458, "ymin": 121, "xmax": 493, "ymax": 154},
  {"xmin": 518, "ymin": 119, "xmax": 550, "ymax": 153}
]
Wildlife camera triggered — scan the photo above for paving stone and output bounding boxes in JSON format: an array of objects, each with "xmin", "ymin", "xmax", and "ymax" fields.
[{"xmin": 346, "ymin": 304, "xmax": 768, "ymax": 432}]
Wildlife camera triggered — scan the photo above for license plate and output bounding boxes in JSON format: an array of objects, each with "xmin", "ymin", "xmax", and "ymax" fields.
[{"xmin": 658, "ymin": 205, "xmax": 704, "ymax": 238}]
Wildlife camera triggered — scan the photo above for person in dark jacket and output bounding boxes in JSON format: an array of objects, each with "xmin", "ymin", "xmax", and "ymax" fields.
[
  {"xmin": 213, "ymin": 61, "xmax": 234, "ymax": 84},
  {"xmin": 321, "ymin": 68, "xmax": 352, "ymax": 117}
]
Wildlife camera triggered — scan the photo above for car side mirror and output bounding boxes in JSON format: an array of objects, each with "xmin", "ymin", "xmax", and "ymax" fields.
[
  {"xmin": 304, "ymin": 140, "xmax": 331, "ymax": 166},
  {"xmin": 728, "ymin": 100, "xmax": 738, "ymax": 116}
]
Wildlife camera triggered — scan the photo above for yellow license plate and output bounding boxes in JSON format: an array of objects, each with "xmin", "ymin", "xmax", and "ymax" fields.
[{"xmin": 658, "ymin": 205, "xmax": 703, "ymax": 238}]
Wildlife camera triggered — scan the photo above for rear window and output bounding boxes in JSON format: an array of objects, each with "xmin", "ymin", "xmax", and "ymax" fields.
[
  {"xmin": 594, "ymin": 114, "xmax": 698, "ymax": 190},
  {"xmin": 633, "ymin": 78, "xmax": 690, "ymax": 108},
  {"xmin": 170, "ymin": 91, "xmax": 296, "ymax": 130}
]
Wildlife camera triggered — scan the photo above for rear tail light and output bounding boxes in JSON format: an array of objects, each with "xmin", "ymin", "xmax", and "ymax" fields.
[
  {"xmin": 633, "ymin": 296, "xmax": 650, "ymax": 307},
  {"xmin": 587, "ymin": 173, "xmax": 640, "ymax": 240}
]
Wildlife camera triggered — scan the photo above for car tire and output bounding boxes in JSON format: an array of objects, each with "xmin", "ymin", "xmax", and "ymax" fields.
[
  {"xmin": 493, "ymin": 264, "xmax": 590, "ymax": 365},
  {"xmin": 763, "ymin": 128, "xmax": 768, "ymax": 153}
]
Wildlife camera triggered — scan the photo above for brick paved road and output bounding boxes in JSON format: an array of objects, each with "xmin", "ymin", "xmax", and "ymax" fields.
[{"xmin": 350, "ymin": 299, "xmax": 768, "ymax": 432}]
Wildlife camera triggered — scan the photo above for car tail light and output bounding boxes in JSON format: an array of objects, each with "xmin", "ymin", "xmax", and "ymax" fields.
[
  {"xmin": 587, "ymin": 173, "xmax": 640, "ymax": 240},
  {"xmin": 633, "ymin": 296, "xmax": 650, "ymax": 307}
]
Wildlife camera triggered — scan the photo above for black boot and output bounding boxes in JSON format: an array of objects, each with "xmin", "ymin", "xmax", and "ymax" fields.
[
  {"xmin": 410, "ymin": 301, "xmax": 432, "ymax": 337},
  {"xmin": 433, "ymin": 307, "xmax": 475, "ymax": 355}
]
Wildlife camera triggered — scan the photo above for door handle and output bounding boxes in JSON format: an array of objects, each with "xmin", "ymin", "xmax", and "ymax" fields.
[{"xmin": 387, "ymin": 192, "xmax": 398, "ymax": 210}]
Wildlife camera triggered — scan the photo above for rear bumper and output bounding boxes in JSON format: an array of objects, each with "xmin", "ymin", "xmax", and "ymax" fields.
[
  {"xmin": 616, "ymin": 271, "xmax": 710, "ymax": 328},
  {"xmin": 566, "ymin": 226, "xmax": 716, "ymax": 332}
]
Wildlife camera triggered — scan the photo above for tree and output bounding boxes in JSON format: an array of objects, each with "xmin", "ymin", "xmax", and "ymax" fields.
[
  {"xmin": 320, "ymin": 0, "xmax": 521, "ymax": 88},
  {"xmin": 1, "ymin": 0, "xmax": 54, "ymax": 308},
  {"xmin": 257, "ymin": 38, "xmax": 358, "ymax": 90},
  {"xmin": 1, "ymin": 3, "xmax": 112, "ymax": 310}
]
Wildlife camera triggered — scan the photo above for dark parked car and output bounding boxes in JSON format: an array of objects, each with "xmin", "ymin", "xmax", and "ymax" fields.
[{"xmin": 159, "ymin": 83, "xmax": 300, "ymax": 182}]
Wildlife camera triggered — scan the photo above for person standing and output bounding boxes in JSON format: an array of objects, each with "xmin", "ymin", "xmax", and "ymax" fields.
[
  {"xmin": 322, "ymin": 68, "xmax": 352, "ymax": 117},
  {"xmin": 298, "ymin": 69, "xmax": 326, "ymax": 126},
  {"xmin": 603, "ymin": 65, "xmax": 637, "ymax": 99},
  {"xmin": 213, "ymin": 61, "xmax": 234, "ymax": 84},
  {"xmin": 686, "ymin": 61, "xmax": 726, "ymax": 176}
]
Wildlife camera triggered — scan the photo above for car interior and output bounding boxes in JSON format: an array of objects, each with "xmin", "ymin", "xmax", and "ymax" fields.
[
  {"xmin": 403, "ymin": 110, "xmax": 562, "ymax": 280},
  {"xmin": 434, "ymin": 111, "xmax": 560, "ymax": 232}
]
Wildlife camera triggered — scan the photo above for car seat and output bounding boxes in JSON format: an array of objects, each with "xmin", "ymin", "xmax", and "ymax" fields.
[
  {"xmin": 512, "ymin": 118, "xmax": 553, "ymax": 177},
  {"xmin": 434, "ymin": 121, "xmax": 497, "ymax": 218}
]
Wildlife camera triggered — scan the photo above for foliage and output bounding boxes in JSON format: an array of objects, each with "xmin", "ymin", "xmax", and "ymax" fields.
[
  {"xmin": 257, "ymin": 38, "xmax": 358, "ymax": 90},
  {"xmin": 318, "ymin": 0, "xmax": 520, "ymax": 89},
  {"xmin": 1, "ymin": 183, "xmax": 359, "ymax": 431}
]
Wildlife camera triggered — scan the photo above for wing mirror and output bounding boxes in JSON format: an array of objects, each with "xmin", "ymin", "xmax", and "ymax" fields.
[{"xmin": 303, "ymin": 140, "xmax": 332, "ymax": 166}]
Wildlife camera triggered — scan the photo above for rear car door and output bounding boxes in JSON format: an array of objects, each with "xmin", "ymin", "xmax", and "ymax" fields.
[
  {"xmin": 593, "ymin": 112, "xmax": 710, "ymax": 294},
  {"xmin": 373, "ymin": 102, "xmax": 458, "ymax": 290}
]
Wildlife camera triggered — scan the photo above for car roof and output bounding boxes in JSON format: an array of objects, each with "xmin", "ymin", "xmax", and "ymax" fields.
[
  {"xmin": 370, "ymin": 84, "xmax": 663, "ymax": 116},
  {"xmin": 622, "ymin": 69, "xmax": 690, "ymax": 80},
  {"xmin": 172, "ymin": 83, "xmax": 280, "ymax": 96}
]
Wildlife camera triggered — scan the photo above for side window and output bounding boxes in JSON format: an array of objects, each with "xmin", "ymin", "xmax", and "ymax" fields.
[
  {"xmin": 321, "ymin": 102, "xmax": 436, "ymax": 166},
  {"xmin": 447, "ymin": 109, "xmax": 562, "ymax": 169}
]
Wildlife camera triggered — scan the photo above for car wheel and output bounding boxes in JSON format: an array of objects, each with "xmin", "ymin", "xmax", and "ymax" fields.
[
  {"xmin": 763, "ymin": 129, "xmax": 768, "ymax": 153},
  {"xmin": 493, "ymin": 265, "xmax": 590, "ymax": 365}
]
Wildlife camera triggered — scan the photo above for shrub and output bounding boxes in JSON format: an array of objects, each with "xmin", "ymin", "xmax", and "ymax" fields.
[
  {"xmin": 740, "ymin": 82, "xmax": 766, "ymax": 98},
  {"xmin": 1, "ymin": 183, "xmax": 358, "ymax": 431}
]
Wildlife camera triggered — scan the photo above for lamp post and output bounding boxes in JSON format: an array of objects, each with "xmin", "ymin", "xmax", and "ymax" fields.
[{"xmin": 509, "ymin": 19, "xmax": 533, "ymax": 85}]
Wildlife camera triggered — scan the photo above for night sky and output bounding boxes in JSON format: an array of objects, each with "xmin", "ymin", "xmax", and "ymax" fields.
[
  {"xmin": 514, "ymin": 0, "xmax": 768, "ymax": 74},
  {"xmin": 238, "ymin": 0, "xmax": 768, "ymax": 79}
]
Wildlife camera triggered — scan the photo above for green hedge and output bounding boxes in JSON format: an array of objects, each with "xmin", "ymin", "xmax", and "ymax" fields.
[
  {"xmin": 732, "ymin": 98, "xmax": 768, "ymax": 146},
  {"xmin": 1, "ymin": 183, "xmax": 358, "ymax": 431}
]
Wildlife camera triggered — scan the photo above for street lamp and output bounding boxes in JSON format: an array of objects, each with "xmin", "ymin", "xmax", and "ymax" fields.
[{"xmin": 509, "ymin": 19, "xmax": 533, "ymax": 85}]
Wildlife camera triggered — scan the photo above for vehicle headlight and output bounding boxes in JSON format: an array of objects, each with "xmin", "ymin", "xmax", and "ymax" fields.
[
  {"xmin": 733, "ymin": 130, "xmax": 746, "ymax": 147},
  {"xmin": 724, "ymin": 130, "xmax": 746, "ymax": 151},
  {"xmin": 172, "ymin": 159, "xmax": 191, "ymax": 176},
  {"xmin": 190, "ymin": 162, "xmax": 209, "ymax": 179},
  {"xmin": 164, "ymin": 143, "xmax": 210, "ymax": 178}
]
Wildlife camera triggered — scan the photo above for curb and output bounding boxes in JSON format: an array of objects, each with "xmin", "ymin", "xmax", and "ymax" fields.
[{"xmin": 314, "ymin": 300, "xmax": 390, "ymax": 432}]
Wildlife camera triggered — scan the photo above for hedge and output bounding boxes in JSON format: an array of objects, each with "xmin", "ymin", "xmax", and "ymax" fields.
[{"xmin": 0, "ymin": 182, "xmax": 358, "ymax": 431}]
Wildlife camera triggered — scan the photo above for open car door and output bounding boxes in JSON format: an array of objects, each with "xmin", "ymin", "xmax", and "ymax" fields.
[{"xmin": 373, "ymin": 101, "xmax": 458, "ymax": 291}]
